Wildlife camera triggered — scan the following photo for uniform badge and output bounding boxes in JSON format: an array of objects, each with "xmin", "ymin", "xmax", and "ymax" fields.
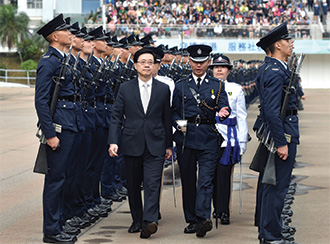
[
  {"xmin": 272, "ymin": 68, "xmax": 279, "ymax": 71},
  {"xmin": 197, "ymin": 48, "xmax": 202, "ymax": 55},
  {"xmin": 211, "ymin": 89, "xmax": 215, "ymax": 99}
]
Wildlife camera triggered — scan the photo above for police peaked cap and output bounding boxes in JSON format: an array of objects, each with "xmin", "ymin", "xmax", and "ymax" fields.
[
  {"xmin": 89, "ymin": 26, "xmax": 107, "ymax": 40},
  {"xmin": 105, "ymin": 32, "xmax": 116, "ymax": 45},
  {"xmin": 112, "ymin": 35, "xmax": 123, "ymax": 48},
  {"xmin": 169, "ymin": 46, "xmax": 181, "ymax": 55},
  {"xmin": 70, "ymin": 22, "xmax": 85, "ymax": 37},
  {"xmin": 146, "ymin": 47, "xmax": 164, "ymax": 63},
  {"xmin": 209, "ymin": 54, "xmax": 233, "ymax": 69},
  {"xmin": 118, "ymin": 36, "xmax": 131, "ymax": 49},
  {"xmin": 37, "ymin": 13, "xmax": 71, "ymax": 38},
  {"xmin": 257, "ymin": 22, "xmax": 293, "ymax": 50},
  {"xmin": 133, "ymin": 48, "xmax": 156, "ymax": 63},
  {"xmin": 127, "ymin": 34, "xmax": 143, "ymax": 46},
  {"xmin": 64, "ymin": 17, "xmax": 76, "ymax": 32},
  {"xmin": 141, "ymin": 33, "xmax": 156, "ymax": 46},
  {"xmin": 187, "ymin": 44, "xmax": 212, "ymax": 62},
  {"xmin": 179, "ymin": 48, "xmax": 189, "ymax": 56},
  {"xmin": 80, "ymin": 26, "xmax": 94, "ymax": 41}
]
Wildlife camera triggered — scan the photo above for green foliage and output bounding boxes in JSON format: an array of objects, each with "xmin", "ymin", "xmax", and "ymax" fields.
[
  {"xmin": 17, "ymin": 32, "xmax": 48, "ymax": 62},
  {"xmin": 0, "ymin": 63, "xmax": 6, "ymax": 76},
  {"xmin": 0, "ymin": 4, "xmax": 29, "ymax": 50},
  {"xmin": 21, "ymin": 59, "xmax": 37, "ymax": 71}
]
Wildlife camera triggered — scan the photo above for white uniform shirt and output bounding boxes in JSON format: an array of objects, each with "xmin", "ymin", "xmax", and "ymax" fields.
[
  {"xmin": 216, "ymin": 80, "xmax": 249, "ymax": 152},
  {"xmin": 155, "ymin": 75, "xmax": 175, "ymax": 106}
]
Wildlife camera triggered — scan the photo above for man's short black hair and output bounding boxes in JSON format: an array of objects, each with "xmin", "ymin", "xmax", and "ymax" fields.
[{"xmin": 134, "ymin": 48, "xmax": 156, "ymax": 63}]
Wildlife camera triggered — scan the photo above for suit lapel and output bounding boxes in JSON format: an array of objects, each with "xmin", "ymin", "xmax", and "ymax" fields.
[
  {"xmin": 146, "ymin": 78, "xmax": 158, "ymax": 115},
  {"xmin": 133, "ymin": 78, "xmax": 145, "ymax": 113}
]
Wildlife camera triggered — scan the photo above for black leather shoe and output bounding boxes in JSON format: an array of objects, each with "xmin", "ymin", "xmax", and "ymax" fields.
[
  {"xmin": 67, "ymin": 216, "xmax": 91, "ymax": 229},
  {"xmin": 82, "ymin": 212, "xmax": 97, "ymax": 223},
  {"xmin": 184, "ymin": 222, "xmax": 198, "ymax": 234},
  {"xmin": 196, "ymin": 219, "xmax": 212, "ymax": 238},
  {"xmin": 284, "ymin": 199, "xmax": 293, "ymax": 205},
  {"xmin": 93, "ymin": 205, "xmax": 108, "ymax": 217},
  {"xmin": 43, "ymin": 231, "xmax": 77, "ymax": 243},
  {"xmin": 87, "ymin": 208, "xmax": 100, "ymax": 220},
  {"xmin": 117, "ymin": 186, "xmax": 128, "ymax": 196},
  {"xmin": 282, "ymin": 226, "xmax": 296, "ymax": 235},
  {"xmin": 158, "ymin": 212, "xmax": 162, "ymax": 220},
  {"xmin": 260, "ymin": 239, "xmax": 286, "ymax": 244},
  {"xmin": 107, "ymin": 193, "xmax": 123, "ymax": 202},
  {"xmin": 140, "ymin": 222, "xmax": 158, "ymax": 238},
  {"xmin": 220, "ymin": 212, "xmax": 230, "ymax": 225},
  {"xmin": 101, "ymin": 197, "xmax": 113, "ymax": 206},
  {"xmin": 98, "ymin": 203, "xmax": 112, "ymax": 212},
  {"xmin": 282, "ymin": 209, "xmax": 293, "ymax": 217},
  {"xmin": 285, "ymin": 194, "xmax": 295, "ymax": 200},
  {"xmin": 62, "ymin": 223, "xmax": 80, "ymax": 236},
  {"xmin": 128, "ymin": 222, "xmax": 142, "ymax": 233}
]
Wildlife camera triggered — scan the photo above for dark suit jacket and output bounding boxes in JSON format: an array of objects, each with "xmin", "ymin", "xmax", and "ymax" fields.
[{"xmin": 108, "ymin": 77, "xmax": 172, "ymax": 157}]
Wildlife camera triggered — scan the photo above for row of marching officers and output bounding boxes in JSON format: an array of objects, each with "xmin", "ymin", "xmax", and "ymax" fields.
[{"xmin": 34, "ymin": 13, "xmax": 299, "ymax": 244}]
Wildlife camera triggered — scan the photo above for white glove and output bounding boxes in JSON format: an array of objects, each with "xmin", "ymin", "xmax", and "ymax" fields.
[{"xmin": 239, "ymin": 143, "xmax": 247, "ymax": 155}]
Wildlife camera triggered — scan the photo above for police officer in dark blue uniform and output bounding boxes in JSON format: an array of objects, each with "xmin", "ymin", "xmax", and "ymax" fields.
[
  {"xmin": 85, "ymin": 26, "xmax": 110, "ymax": 218},
  {"xmin": 172, "ymin": 44, "xmax": 231, "ymax": 238},
  {"xmin": 254, "ymin": 22, "xmax": 299, "ymax": 244},
  {"xmin": 35, "ymin": 14, "xmax": 78, "ymax": 243},
  {"xmin": 61, "ymin": 21, "xmax": 90, "ymax": 232}
]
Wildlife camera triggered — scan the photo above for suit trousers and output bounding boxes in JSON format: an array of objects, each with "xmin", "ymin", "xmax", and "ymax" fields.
[
  {"xmin": 43, "ymin": 130, "xmax": 75, "ymax": 235},
  {"xmin": 258, "ymin": 142, "xmax": 297, "ymax": 241},
  {"xmin": 177, "ymin": 145, "xmax": 218, "ymax": 223},
  {"xmin": 124, "ymin": 147, "xmax": 164, "ymax": 227}
]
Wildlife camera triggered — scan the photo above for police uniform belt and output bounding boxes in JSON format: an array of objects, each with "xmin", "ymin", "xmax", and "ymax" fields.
[
  {"xmin": 58, "ymin": 94, "xmax": 82, "ymax": 102},
  {"xmin": 96, "ymin": 96, "xmax": 115, "ymax": 104},
  {"xmin": 286, "ymin": 109, "xmax": 297, "ymax": 116},
  {"xmin": 186, "ymin": 116, "xmax": 216, "ymax": 125}
]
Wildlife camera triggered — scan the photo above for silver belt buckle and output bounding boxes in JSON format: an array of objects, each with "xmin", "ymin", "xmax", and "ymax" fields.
[{"xmin": 195, "ymin": 114, "xmax": 201, "ymax": 126}]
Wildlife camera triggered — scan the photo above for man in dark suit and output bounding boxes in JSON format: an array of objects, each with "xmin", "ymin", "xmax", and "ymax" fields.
[{"xmin": 108, "ymin": 48, "xmax": 173, "ymax": 239}]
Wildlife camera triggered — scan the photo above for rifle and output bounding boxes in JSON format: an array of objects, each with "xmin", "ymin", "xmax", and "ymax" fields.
[
  {"xmin": 33, "ymin": 46, "xmax": 72, "ymax": 174},
  {"xmin": 92, "ymin": 56, "xmax": 108, "ymax": 93},
  {"xmin": 250, "ymin": 53, "xmax": 305, "ymax": 185},
  {"xmin": 165, "ymin": 57, "xmax": 176, "ymax": 78},
  {"xmin": 113, "ymin": 53, "xmax": 131, "ymax": 97},
  {"xmin": 79, "ymin": 51, "xmax": 94, "ymax": 106},
  {"xmin": 261, "ymin": 53, "xmax": 305, "ymax": 185}
]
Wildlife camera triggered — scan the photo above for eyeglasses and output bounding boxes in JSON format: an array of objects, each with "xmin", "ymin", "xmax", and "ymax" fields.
[{"xmin": 136, "ymin": 60, "xmax": 154, "ymax": 65}]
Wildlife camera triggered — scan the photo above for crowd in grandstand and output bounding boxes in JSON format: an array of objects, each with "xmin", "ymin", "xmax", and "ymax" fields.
[{"xmin": 85, "ymin": 0, "xmax": 330, "ymax": 39}]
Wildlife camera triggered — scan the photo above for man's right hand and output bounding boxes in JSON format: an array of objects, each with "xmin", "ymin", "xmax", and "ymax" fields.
[
  {"xmin": 277, "ymin": 145, "xmax": 288, "ymax": 160},
  {"xmin": 109, "ymin": 144, "xmax": 119, "ymax": 157},
  {"xmin": 47, "ymin": 136, "xmax": 60, "ymax": 151}
]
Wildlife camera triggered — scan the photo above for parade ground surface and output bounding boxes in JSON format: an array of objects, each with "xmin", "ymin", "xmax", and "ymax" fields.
[{"xmin": 0, "ymin": 87, "xmax": 329, "ymax": 244}]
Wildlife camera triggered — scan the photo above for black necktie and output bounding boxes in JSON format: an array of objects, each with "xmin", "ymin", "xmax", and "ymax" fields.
[{"xmin": 197, "ymin": 77, "xmax": 202, "ymax": 89}]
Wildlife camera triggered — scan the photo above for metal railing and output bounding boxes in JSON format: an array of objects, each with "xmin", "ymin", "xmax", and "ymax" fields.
[
  {"xmin": 0, "ymin": 69, "xmax": 36, "ymax": 85},
  {"xmin": 85, "ymin": 24, "xmax": 317, "ymax": 39}
]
